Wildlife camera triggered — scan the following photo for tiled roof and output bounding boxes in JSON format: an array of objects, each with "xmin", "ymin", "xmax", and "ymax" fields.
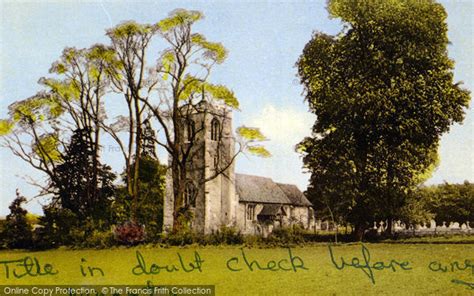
[
  {"xmin": 276, "ymin": 183, "xmax": 312, "ymax": 206},
  {"xmin": 235, "ymin": 173, "xmax": 312, "ymax": 207}
]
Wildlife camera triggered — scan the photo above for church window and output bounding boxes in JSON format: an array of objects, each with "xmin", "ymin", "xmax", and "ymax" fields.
[
  {"xmin": 211, "ymin": 118, "xmax": 220, "ymax": 141},
  {"xmin": 186, "ymin": 120, "xmax": 195, "ymax": 141},
  {"xmin": 247, "ymin": 204, "xmax": 255, "ymax": 220},
  {"xmin": 184, "ymin": 182, "xmax": 197, "ymax": 207}
]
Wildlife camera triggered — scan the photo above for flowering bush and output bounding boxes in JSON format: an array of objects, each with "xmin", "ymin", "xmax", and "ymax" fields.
[{"xmin": 114, "ymin": 221, "xmax": 146, "ymax": 245}]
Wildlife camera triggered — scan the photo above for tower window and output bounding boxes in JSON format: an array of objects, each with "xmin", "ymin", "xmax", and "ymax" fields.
[
  {"xmin": 211, "ymin": 118, "xmax": 220, "ymax": 141},
  {"xmin": 186, "ymin": 120, "xmax": 195, "ymax": 141},
  {"xmin": 184, "ymin": 182, "xmax": 197, "ymax": 207}
]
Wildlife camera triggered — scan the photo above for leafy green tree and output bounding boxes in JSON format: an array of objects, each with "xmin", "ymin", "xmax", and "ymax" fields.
[
  {"xmin": 424, "ymin": 181, "xmax": 474, "ymax": 224},
  {"xmin": 0, "ymin": 93, "xmax": 64, "ymax": 195},
  {"xmin": 398, "ymin": 189, "xmax": 434, "ymax": 226},
  {"xmin": 135, "ymin": 156, "xmax": 166, "ymax": 238},
  {"xmin": 297, "ymin": 0, "xmax": 470, "ymax": 238},
  {"xmin": 34, "ymin": 206, "xmax": 79, "ymax": 249},
  {"xmin": 2, "ymin": 190, "xmax": 33, "ymax": 249},
  {"xmin": 0, "ymin": 45, "xmax": 118, "ymax": 197},
  {"xmin": 41, "ymin": 45, "xmax": 120, "ymax": 206},
  {"xmin": 113, "ymin": 120, "xmax": 165, "ymax": 240},
  {"xmin": 52, "ymin": 128, "xmax": 116, "ymax": 224},
  {"xmin": 104, "ymin": 21, "xmax": 159, "ymax": 219},
  {"xmin": 113, "ymin": 156, "xmax": 166, "ymax": 241}
]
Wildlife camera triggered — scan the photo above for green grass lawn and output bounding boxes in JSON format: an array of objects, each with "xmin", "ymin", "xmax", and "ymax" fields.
[{"xmin": 0, "ymin": 243, "xmax": 472, "ymax": 295}]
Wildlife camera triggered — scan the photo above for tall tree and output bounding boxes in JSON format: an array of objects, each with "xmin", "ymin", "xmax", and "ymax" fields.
[
  {"xmin": 2, "ymin": 190, "xmax": 33, "ymax": 249},
  {"xmin": 105, "ymin": 22, "xmax": 159, "ymax": 219},
  {"xmin": 297, "ymin": 0, "xmax": 470, "ymax": 238},
  {"xmin": 0, "ymin": 93, "xmax": 64, "ymax": 195},
  {"xmin": 113, "ymin": 121, "xmax": 166, "ymax": 239},
  {"xmin": 0, "ymin": 45, "xmax": 118, "ymax": 198},
  {"xmin": 423, "ymin": 181, "xmax": 474, "ymax": 224},
  {"xmin": 52, "ymin": 128, "xmax": 116, "ymax": 223},
  {"xmin": 41, "ymin": 45, "xmax": 120, "ymax": 206}
]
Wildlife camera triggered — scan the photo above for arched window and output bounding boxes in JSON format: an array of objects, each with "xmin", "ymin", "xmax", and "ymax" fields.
[
  {"xmin": 184, "ymin": 182, "xmax": 196, "ymax": 207},
  {"xmin": 186, "ymin": 120, "xmax": 195, "ymax": 141},
  {"xmin": 210, "ymin": 118, "xmax": 220, "ymax": 141}
]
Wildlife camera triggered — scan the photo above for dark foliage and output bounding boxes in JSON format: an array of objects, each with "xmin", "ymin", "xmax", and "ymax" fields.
[
  {"xmin": 298, "ymin": 0, "xmax": 470, "ymax": 238},
  {"xmin": 1, "ymin": 190, "xmax": 33, "ymax": 249},
  {"xmin": 263, "ymin": 226, "xmax": 306, "ymax": 246},
  {"xmin": 114, "ymin": 221, "xmax": 146, "ymax": 245},
  {"xmin": 422, "ymin": 181, "xmax": 474, "ymax": 224},
  {"xmin": 164, "ymin": 225, "xmax": 243, "ymax": 246},
  {"xmin": 114, "ymin": 156, "xmax": 166, "ymax": 241},
  {"xmin": 52, "ymin": 128, "xmax": 116, "ymax": 224},
  {"xmin": 33, "ymin": 206, "xmax": 79, "ymax": 249}
]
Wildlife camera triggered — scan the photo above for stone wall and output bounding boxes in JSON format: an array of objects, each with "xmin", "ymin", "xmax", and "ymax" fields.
[
  {"xmin": 236, "ymin": 201, "xmax": 315, "ymax": 235},
  {"xmin": 236, "ymin": 202, "xmax": 264, "ymax": 235},
  {"xmin": 289, "ymin": 206, "xmax": 313, "ymax": 229}
]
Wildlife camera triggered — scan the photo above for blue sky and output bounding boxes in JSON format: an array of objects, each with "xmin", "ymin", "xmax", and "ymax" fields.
[{"xmin": 0, "ymin": 0, "xmax": 472, "ymax": 216}]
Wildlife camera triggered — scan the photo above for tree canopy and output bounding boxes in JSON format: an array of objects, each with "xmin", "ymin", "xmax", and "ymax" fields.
[{"xmin": 298, "ymin": 0, "xmax": 470, "ymax": 237}]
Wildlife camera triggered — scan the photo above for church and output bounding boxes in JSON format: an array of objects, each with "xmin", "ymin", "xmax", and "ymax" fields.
[{"xmin": 163, "ymin": 102, "xmax": 315, "ymax": 235}]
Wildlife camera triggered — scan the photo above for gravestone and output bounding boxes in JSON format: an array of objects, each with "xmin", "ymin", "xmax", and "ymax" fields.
[
  {"xmin": 450, "ymin": 222, "xmax": 460, "ymax": 229},
  {"xmin": 377, "ymin": 221, "xmax": 385, "ymax": 233},
  {"xmin": 394, "ymin": 220, "xmax": 403, "ymax": 231},
  {"xmin": 315, "ymin": 220, "xmax": 322, "ymax": 230}
]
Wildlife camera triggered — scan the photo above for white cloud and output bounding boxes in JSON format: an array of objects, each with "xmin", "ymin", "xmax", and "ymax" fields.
[
  {"xmin": 247, "ymin": 104, "xmax": 315, "ymax": 150},
  {"xmin": 234, "ymin": 104, "xmax": 315, "ymax": 190}
]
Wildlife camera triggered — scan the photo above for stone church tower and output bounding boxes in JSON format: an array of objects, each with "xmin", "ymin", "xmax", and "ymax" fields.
[{"xmin": 163, "ymin": 102, "xmax": 238, "ymax": 234}]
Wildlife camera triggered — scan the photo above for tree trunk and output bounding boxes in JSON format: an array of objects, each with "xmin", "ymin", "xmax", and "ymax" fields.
[
  {"xmin": 354, "ymin": 223, "xmax": 365, "ymax": 241},
  {"xmin": 172, "ymin": 158, "xmax": 186, "ymax": 232},
  {"xmin": 132, "ymin": 97, "xmax": 142, "ymax": 221},
  {"xmin": 386, "ymin": 218, "xmax": 393, "ymax": 236},
  {"xmin": 327, "ymin": 205, "xmax": 337, "ymax": 243}
]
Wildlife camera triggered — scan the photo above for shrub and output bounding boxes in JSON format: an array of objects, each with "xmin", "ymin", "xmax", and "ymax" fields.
[
  {"xmin": 163, "ymin": 225, "xmax": 244, "ymax": 246},
  {"xmin": 114, "ymin": 221, "xmax": 146, "ymax": 245},
  {"xmin": 202, "ymin": 226, "xmax": 244, "ymax": 245},
  {"xmin": 82, "ymin": 230, "xmax": 115, "ymax": 249},
  {"xmin": 266, "ymin": 226, "xmax": 305, "ymax": 246},
  {"xmin": 243, "ymin": 235, "xmax": 263, "ymax": 247},
  {"xmin": 2, "ymin": 191, "xmax": 33, "ymax": 249},
  {"xmin": 34, "ymin": 207, "xmax": 79, "ymax": 249},
  {"xmin": 165, "ymin": 229, "xmax": 196, "ymax": 246},
  {"xmin": 0, "ymin": 220, "xmax": 6, "ymax": 249}
]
